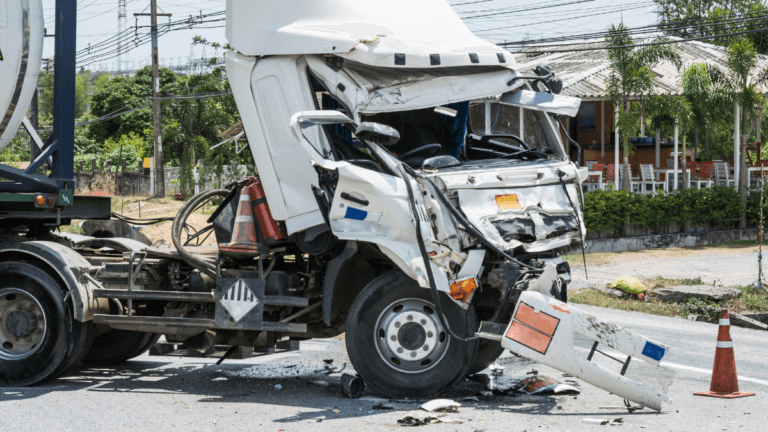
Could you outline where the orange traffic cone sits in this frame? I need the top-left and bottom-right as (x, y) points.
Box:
(218, 184), (266, 258)
(694, 310), (755, 399)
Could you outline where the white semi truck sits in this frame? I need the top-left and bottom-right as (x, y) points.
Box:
(0, 0), (673, 410)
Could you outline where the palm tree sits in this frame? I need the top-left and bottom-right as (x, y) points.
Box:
(605, 24), (682, 191)
(709, 37), (768, 228)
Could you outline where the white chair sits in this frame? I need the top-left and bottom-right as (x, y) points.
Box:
(619, 164), (641, 193)
(714, 162), (735, 187)
(639, 164), (666, 193)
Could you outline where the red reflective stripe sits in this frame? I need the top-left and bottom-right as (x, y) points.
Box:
(506, 321), (552, 354)
(515, 303), (559, 336)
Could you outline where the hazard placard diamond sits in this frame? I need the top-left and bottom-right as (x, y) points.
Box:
(220, 279), (260, 322)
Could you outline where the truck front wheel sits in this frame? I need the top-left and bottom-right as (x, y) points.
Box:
(346, 271), (479, 399)
(0, 261), (93, 386)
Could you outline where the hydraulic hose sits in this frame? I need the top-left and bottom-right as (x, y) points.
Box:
(171, 189), (231, 279)
(399, 164), (477, 343)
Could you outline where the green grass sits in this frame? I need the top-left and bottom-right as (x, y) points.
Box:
(571, 278), (768, 320)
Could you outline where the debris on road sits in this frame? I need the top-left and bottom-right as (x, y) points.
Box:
(514, 375), (558, 393)
(309, 380), (329, 387)
(420, 399), (461, 413)
(273, 384), (282, 390)
(490, 363), (504, 376)
(372, 402), (394, 410)
(323, 359), (334, 365)
(325, 362), (347, 374)
(530, 383), (580, 395)
(582, 418), (624, 426)
(397, 415), (464, 426)
(340, 374), (364, 398)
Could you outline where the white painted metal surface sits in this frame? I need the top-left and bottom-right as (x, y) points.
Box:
(500, 90), (582, 118)
(501, 291), (673, 411)
(0, 0), (44, 150)
(226, 0), (512, 69)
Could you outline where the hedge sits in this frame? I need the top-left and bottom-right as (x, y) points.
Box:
(582, 186), (768, 238)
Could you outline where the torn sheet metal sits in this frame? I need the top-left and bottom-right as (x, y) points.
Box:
(456, 183), (584, 253)
(499, 89), (582, 117)
(499, 291), (672, 411)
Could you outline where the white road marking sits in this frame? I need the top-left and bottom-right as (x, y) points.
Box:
(659, 361), (768, 386)
(576, 346), (768, 387)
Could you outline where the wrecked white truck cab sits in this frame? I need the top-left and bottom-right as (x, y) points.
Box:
(223, 0), (672, 408)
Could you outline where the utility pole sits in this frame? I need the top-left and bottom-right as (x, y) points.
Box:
(135, 3), (171, 197)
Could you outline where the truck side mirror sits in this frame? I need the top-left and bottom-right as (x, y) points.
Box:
(355, 122), (400, 146)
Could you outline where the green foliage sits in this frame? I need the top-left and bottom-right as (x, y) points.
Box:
(583, 186), (743, 236)
(178, 142), (197, 196)
(74, 132), (146, 172)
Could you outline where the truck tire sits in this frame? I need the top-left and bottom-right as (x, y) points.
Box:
(346, 271), (479, 399)
(467, 339), (506, 375)
(83, 330), (158, 365)
(0, 261), (92, 386)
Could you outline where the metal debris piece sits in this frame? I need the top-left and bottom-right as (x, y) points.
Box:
(459, 396), (479, 402)
(325, 362), (347, 374)
(582, 418), (624, 426)
(274, 384), (282, 390)
(323, 359), (334, 364)
(420, 399), (461, 413)
(372, 402), (394, 410)
(309, 380), (330, 387)
(340, 374), (364, 398)
(490, 363), (505, 376)
(526, 369), (539, 375)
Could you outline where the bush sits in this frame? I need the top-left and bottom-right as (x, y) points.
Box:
(584, 186), (745, 236)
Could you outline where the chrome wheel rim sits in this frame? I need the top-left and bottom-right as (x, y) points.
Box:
(0, 288), (47, 360)
(374, 298), (449, 374)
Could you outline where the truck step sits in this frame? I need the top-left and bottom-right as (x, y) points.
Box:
(92, 289), (310, 307)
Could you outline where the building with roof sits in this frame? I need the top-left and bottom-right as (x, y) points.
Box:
(511, 36), (768, 189)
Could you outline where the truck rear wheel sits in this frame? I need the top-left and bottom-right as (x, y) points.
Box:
(83, 330), (158, 366)
(346, 271), (479, 399)
(0, 261), (91, 386)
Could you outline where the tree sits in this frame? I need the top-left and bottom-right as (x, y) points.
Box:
(680, 63), (732, 159)
(605, 23), (682, 190)
(719, 36), (768, 228)
(654, 0), (768, 54)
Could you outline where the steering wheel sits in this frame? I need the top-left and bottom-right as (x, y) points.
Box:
(480, 134), (530, 150)
(398, 143), (442, 160)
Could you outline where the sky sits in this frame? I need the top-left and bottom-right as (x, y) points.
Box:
(41, 0), (660, 72)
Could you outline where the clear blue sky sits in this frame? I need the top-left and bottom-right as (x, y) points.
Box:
(42, 0), (659, 71)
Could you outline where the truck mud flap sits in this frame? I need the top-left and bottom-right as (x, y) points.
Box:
(490, 291), (672, 411)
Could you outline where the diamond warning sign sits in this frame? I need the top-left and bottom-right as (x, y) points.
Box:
(220, 279), (260, 322)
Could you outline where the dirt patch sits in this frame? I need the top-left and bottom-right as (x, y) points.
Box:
(565, 240), (765, 269)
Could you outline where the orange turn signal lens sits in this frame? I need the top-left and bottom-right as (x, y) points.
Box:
(46, 197), (56, 207)
(449, 277), (478, 303)
(35, 195), (46, 206)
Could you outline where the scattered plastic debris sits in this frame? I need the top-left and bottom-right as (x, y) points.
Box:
(582, 418), (624, 426)
(530, 383), (580, 395)
(397, 415), (463, 426)
(398, 416), (440, 427)
(490, 363), (505, 376)
(274, 384), (282, 390)
(325, 362), (347, 374)
(332, 408), (341, 414)
(372, 402), (394, 410)
(514, 375), (559, 393)
(420, 399), (461, 413)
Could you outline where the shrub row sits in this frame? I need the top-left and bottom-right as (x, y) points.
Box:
(582, 186), (768, 237)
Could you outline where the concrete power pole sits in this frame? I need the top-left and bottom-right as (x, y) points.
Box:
(135, 2), (171, 197)
(118, 0), (127, 75)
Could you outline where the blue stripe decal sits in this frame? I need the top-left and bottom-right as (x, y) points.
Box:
(345, 207), (368, 221)
(642, 341), (666, 361)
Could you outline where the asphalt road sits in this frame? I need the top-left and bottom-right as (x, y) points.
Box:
(1, 306), (766, 432)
